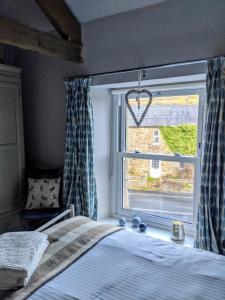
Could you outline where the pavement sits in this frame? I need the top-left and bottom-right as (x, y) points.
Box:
(128, 191), (193, 223)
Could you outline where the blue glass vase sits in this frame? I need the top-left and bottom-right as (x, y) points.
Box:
(132, 216), (141, 227)
(118, 217), (126, 226)
(139, 222), (147, 232)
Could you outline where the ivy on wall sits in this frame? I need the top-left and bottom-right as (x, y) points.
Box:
(160, 124), (197, 155)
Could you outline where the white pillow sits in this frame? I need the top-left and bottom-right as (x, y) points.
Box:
(26, 177), (61, 210)
(0, 231), (49, 290)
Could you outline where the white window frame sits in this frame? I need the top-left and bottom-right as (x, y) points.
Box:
(111, 82), (206, 234)
(152, 129), (160, 145)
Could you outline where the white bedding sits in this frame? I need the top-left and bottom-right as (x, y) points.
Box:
(0, 231), (49, 290)
(29, 230), (225, 300)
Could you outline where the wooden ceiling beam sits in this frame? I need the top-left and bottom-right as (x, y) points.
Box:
(35, 0), (82, 45)
(0, 16), (83, 62)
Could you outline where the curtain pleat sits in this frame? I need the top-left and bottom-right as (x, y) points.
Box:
(63, 78), (97, 220)
(195, 57), (225, 254)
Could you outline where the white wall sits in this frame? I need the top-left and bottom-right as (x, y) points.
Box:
(91, 87), (111, 219)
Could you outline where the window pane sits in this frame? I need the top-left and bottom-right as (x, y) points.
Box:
(151, 160), (160, 169)
(125, 94), (199, 155)
(123, 158), (194, 223)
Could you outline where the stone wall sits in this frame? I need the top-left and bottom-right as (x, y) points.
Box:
(127, 127), (171, 154)
(125, 127), (194, 194)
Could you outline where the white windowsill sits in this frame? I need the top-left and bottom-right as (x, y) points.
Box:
(100, 217), (194, 248)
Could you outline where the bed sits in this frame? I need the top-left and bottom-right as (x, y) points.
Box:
(2, 207), (225, 300)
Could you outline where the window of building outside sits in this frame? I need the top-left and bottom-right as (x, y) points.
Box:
(153, 129), (160, 145)
(151, 160), (160, 169)
(113, 81), (205, 231)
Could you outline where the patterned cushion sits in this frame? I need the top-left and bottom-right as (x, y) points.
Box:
(26, 178), (61, 210)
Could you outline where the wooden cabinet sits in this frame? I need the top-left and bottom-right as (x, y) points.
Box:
(0, 64), (25, 232)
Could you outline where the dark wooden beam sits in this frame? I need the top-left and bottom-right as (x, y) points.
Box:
(0, 16), (83, 62)
(35, 0), (81, 45)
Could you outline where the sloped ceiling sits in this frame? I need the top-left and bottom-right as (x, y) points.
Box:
(0, 0), (168, 30)
(65, 0), (168, 23)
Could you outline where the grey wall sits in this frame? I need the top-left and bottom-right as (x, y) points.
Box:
(1, 0), (224, 168)
(11, 51), (75, 169)
(83, 0), (225, 74)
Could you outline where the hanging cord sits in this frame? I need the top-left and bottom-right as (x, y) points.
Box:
(125, 69), (152, 127)
(137, 70), (146, 109)
(137, 70), (142, 109)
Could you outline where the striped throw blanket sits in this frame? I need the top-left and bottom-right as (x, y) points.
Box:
(1, 216), (122, 300)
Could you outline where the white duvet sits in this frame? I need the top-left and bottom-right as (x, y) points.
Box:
(30, 230), (225, 300)
(0, 231), (49, 290)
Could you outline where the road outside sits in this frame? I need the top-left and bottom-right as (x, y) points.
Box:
(128, 191), (193, 223)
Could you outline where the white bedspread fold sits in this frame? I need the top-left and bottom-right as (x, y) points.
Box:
(30, 230), (225, 300)
(0, 231), (49, 290)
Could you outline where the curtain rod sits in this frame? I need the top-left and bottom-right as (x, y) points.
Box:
(64, 56), (214, 81)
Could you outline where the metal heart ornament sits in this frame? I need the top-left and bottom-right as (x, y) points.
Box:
(125, 89), (152, 127)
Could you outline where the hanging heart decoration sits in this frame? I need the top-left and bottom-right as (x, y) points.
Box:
(125, 89), (152, 127)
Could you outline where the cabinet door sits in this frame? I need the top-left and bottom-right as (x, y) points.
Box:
(0, 81), (24, 213)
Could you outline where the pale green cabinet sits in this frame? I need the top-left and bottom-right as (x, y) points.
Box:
(0, 64), (25, 232)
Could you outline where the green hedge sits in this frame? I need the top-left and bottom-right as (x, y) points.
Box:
(160, 124), (197, 155)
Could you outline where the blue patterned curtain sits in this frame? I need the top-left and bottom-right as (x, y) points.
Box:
(195, 57), (225, 254)
(63, 78), (97, 220)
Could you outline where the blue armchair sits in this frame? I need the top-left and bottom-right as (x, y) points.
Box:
(21, 169), (64, 230)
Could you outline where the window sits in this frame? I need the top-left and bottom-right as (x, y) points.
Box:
(113, 83), (205, 231)
(180, 162), (185, 169)
(151, 160), (160, 169)
(153, 129), (160, 145)
(150, 160), (161, 179)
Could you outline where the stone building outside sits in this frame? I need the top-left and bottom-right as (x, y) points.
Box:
(124, 95), (198, 197)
